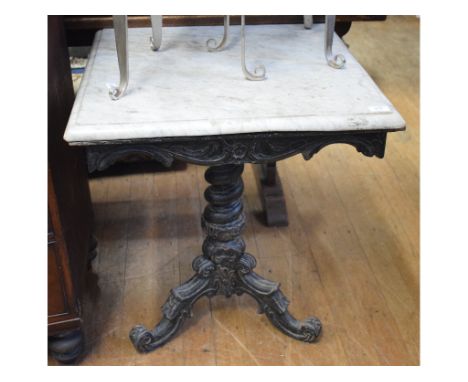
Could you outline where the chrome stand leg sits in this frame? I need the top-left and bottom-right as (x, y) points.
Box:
(240, 15), (266, 81)
(207, 15), (230, 51)
(108, 15), (129, 100)
(150, 15), (162, 51)
(325, 15), (346, 69)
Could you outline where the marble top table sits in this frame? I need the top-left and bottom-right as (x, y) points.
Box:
(64, 23), (405, 354)
(64, 24), (404, 144)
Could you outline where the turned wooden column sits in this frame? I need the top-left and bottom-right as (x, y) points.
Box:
(201, 164), (247, 294)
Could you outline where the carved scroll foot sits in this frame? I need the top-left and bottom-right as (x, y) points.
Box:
(129, 318), (182, 354)
(239, 269), (321, 342)
(129, 256), (218, 353)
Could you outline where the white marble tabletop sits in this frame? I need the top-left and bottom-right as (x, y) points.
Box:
(64, 24), (405, 144)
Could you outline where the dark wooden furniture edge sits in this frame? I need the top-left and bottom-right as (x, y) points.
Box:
(63, 15), (386, 46)
(48, 16), (95, 364)
(65, 15), (386, 29)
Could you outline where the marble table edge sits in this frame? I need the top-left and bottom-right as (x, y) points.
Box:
(70, 127), (404, 146)
(63, 24), (406, 146)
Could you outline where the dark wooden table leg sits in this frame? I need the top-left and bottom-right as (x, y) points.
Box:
(129, 164), (320, 353)
(87, 233), (98, 268)
(254, 162), (289, 227)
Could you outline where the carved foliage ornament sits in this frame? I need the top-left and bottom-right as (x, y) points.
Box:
(86, 131), (387, 172)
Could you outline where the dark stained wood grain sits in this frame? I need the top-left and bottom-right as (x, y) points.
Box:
(48, 15), (95, 363)
(63, 15), (386, 46)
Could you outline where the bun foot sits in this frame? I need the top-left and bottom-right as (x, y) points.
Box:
(48, 329), (84, 364)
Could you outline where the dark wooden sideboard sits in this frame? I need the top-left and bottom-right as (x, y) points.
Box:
(48, 16), (95, 364)
(63, 15), (385, 46)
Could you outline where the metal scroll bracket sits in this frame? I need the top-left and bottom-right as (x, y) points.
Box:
(325, 15), (346, 69)
(108, 15), (129, 100)
(304, 15), (313, 29)
(150, 15), (162, 51)
(241, 15), (266, 81)
(206, 15), (230, 51)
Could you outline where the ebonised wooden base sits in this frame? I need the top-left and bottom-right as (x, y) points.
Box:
(86, 130), (388, 354)
(129, 164), (321, 352)
(254, 163), (289, 227)
(87, 234), (98, 266)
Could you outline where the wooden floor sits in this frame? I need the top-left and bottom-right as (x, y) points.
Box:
(50, 16), (419, 365)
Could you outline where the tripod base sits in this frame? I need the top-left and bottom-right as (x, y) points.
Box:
(130, 254), (321, 353)
(129, 164), (321, 353)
